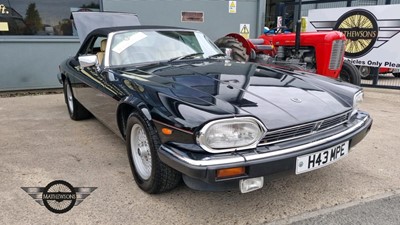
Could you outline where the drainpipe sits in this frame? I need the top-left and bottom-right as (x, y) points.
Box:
(294, 0), (302, 57)
(256, 0), (267, 37)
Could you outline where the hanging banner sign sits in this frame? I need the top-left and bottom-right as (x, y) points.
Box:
(307, 5), (400, 68)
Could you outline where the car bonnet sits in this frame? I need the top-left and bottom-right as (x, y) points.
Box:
(72, 11), (140, 43)
(118, 61), (353, 130)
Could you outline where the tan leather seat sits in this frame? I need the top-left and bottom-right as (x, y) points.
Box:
(96, 39), (107, 65)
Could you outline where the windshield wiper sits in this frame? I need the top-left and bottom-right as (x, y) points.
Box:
(207, 53), (227, 59)
(168, 52), (204, 62)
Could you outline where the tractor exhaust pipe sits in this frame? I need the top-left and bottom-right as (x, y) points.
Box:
(294, 0), (302, 57)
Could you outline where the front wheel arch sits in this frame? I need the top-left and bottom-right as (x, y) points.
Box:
(117, 101), (152, 139)
(63, 78), (91, 120)
(61, 74), (67, 103)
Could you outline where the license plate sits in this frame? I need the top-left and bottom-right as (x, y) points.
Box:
(295, 141), (349, 174)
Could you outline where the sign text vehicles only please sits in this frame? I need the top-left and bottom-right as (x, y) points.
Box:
(345, 59), (400, 68)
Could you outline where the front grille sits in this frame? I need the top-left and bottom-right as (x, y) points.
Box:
(261, 123), (315, 144)
(259, 111), (350, 146)
(329, 40), (345, 70)
(319, 113), (348, 130)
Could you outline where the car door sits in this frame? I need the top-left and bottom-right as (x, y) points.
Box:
(71, 35), (125, 138)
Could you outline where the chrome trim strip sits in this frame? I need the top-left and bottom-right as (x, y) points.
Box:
(160, 116), (369, 167)
(160, 145), (245, 166)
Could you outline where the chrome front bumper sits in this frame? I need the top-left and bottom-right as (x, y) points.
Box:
(157, 111), (372, 192)
(159, 113), (371, 167)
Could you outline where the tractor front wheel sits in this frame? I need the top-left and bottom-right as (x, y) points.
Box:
(340, 61), (361, 86)
(214, 36), (249, 62)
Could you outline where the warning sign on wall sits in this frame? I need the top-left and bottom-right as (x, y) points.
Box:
(240, 24), (250, 39)
(229, 1), (237, 14)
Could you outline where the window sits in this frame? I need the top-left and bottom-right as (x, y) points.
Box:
(0, 0), (100, 36)
(83, 36), (107, 55)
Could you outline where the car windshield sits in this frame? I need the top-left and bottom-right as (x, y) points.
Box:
(109, 30), (223, 66)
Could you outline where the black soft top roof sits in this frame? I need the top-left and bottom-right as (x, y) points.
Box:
(87, 25), (196, 38)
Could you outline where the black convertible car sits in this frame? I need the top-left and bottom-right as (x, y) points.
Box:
(58, 12), (372, 194)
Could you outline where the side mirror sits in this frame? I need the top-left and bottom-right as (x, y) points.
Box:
(78, 55), (98, 68)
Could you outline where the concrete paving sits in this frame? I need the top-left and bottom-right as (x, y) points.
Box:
(0, 88), (399, 225)
(282, 191), (400, 225)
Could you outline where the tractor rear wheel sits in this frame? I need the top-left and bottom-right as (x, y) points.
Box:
(214, 36), (249, 62)
(340, 61), (361, 86)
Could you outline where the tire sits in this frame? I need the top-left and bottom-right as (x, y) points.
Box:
(214, 36), (249, 62)
(126, 112), (181, 194)
(339, 61), (361, 86)
(393, 73), (400, 78)
(63, 79), (91, 120)
(358, 66), (372, 80)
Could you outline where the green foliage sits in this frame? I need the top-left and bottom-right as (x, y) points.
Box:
(25, 3), (42, 33)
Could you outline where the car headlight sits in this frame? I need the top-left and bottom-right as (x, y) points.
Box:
(197, 117), (266, 153)
(352, 90), (364, 116)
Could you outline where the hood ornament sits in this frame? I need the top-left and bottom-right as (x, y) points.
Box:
(290, 97), (302, 103)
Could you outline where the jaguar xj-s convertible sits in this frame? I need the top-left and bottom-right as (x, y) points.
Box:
(58, 12), (372, 194)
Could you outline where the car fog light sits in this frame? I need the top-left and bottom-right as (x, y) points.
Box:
(239, 177), (264, 193)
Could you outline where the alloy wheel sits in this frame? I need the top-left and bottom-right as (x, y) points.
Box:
(130, 124), (152, 180)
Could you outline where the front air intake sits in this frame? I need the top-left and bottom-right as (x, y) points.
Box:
(329, 40), (346, 70)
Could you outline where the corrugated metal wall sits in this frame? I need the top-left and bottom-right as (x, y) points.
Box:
(102, 0), (266, 40)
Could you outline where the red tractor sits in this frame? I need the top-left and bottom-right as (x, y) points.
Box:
(215, 31), (361, 86)
(214, 0), (360, 86)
